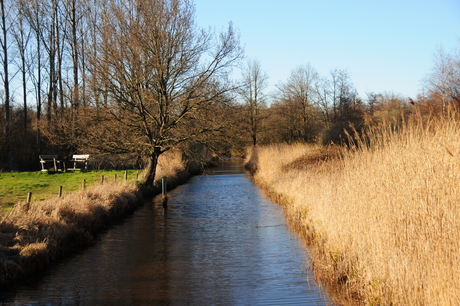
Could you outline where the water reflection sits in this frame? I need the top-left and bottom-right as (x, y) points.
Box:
(2, 159), (334, 305)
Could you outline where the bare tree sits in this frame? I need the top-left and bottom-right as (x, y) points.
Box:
(324, 69), (365, 145)
(0, 0), (11, 167)
(22, 0), (45, 151)
(12, 0), (32, 132)
(87, 0), (242, 186)
(424, 45), (460, 114)
(238, 59), (268, 146)
(276, 64), (320, 142)
(0, 0), (10, 133)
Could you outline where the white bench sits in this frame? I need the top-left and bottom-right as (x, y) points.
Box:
(68, 154), (90, 171)
(39, 155), (62, 171)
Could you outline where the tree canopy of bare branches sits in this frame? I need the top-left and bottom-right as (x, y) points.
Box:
(237, 59), (268, 145)
(87, 0), (243, 185)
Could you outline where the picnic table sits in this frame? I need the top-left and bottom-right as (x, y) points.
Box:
(39, 155), (62, 171)
(67, 154), (90, 171)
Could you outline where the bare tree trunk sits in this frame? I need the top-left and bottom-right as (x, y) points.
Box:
(1, 0), (10, 166)
(13, 5), (30, 133)
(238, 59), (268, 146)
(36, 26), (42, 152)
(144, 148), (161, 186)
(70, 0), (79, 110)
(1, 0), (10, 125)
(56, 4), (65, 112)
(47, 0), (57, 122)
(21, 42), (27, 133)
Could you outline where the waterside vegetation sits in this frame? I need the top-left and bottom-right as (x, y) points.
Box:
(245, 114), (460, 305)
(0, 169), (140, 210)
(0, 150), (191, 289)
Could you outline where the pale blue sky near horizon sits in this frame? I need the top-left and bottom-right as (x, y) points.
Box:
(194, 0), (460, 100)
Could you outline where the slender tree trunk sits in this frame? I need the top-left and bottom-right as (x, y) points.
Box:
(1, 0), (10, 166)
(22, 49), (27, 132)
(57, 13), (64, 111)
(1, 0), (9, 124)
(16, 14), (29, 133)
(71, 0), (79, 110)
(47, 0), (57, 122)
(36, 26), (42, 152)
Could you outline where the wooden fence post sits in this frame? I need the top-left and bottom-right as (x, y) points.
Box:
(59, 186), (63, 197)
(161, 178), (168, 208)
(162, 178), (167, 196)
(27, 192), (32, 203)
(82, 179), (86, 189)
(124, 171), (128, 182)
(101, 175), (104, 184)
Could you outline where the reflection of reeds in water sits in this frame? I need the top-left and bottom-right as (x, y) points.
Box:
(247, 114), (460, 305)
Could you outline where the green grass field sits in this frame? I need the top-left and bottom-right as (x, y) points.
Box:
(0, 170), (141, 210)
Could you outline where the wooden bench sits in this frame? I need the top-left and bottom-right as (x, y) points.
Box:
(39, 155), (62, 171)
(68, 154), (90, 171)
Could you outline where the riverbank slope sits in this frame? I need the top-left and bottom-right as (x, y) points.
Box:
(0, 149), (201, 289)
(245, 116), (460, 305)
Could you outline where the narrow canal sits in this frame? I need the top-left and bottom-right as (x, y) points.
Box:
(2, 160), (334, 305)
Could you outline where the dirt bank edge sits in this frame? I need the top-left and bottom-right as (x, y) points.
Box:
(0, 164), (205, 291)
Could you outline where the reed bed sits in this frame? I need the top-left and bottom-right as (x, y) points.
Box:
(246, 115), (460, 305)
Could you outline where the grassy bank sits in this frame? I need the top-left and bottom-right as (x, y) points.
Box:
(246, 116), (460, 305)
(0, 149), (192, 289)
(0, 170), (141, 210)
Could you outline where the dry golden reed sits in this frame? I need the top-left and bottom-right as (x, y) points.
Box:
(248, 115), (460, 305)
(155, 148), (187, 179)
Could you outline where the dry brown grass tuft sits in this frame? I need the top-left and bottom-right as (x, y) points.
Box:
(248, 115), (460, 305)
(0, 149), (190, 289)
(155, 148), (186, 179)
(0, 182), (142, 288)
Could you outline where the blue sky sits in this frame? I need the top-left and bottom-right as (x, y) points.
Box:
(194, 0), (460, 100)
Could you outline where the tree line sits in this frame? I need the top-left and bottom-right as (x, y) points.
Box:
(0, 0), (459, 184)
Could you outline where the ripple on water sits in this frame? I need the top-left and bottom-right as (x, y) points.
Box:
(2, 160), (335, 305)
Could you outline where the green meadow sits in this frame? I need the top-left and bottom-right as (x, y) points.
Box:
(0, 170), (140, 210)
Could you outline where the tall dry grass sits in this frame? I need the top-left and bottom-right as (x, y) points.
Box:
(0, 149), (188, 288)
(155, 148), (187, 180)
(247, 115), (460, 305)
(0, 182), (142, 287)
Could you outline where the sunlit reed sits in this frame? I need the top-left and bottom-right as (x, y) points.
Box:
(248, 114), (460, 305)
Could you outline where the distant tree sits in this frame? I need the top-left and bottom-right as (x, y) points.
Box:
(424, 45), (460, 114)
(86, 0), (242, 186)
(323, 69), (365, 145)
(20, 0), (46, 152)
(266, 100), (297, 143)
(315, 75), (332, 126)
(275, 64), (321, 142)
(0, 0), (11, 167)
(12, 0), (32, 133)
(368, 92), (412, 126)
(237, 59), (268, 146)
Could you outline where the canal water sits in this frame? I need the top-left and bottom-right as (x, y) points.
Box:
(1, 159), (334, 305)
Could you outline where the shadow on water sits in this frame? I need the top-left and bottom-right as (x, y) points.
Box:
(1, 159), (336, 305)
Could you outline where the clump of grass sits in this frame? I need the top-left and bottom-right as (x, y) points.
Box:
(247, 114), (460, 305)
(155, 148), (188, 182)
(0, 181), (142, 288)
(0, 149), (190, 289)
